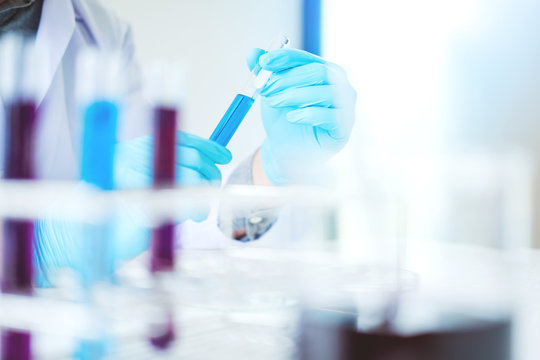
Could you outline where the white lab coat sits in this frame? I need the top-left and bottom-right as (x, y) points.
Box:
(0, 0), (257, 249)
(0, 0), (148, 179)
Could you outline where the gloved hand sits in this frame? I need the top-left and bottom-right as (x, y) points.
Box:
(34, 216), (153, 287)
(34, 131), (232, 287)
(247, 48), (356, 185)
(115, 131), (232, 188)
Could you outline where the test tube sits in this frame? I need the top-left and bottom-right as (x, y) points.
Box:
(74, 49), (124, 360)
(0, 35), (41, 360)
(147, 62), (184, 351)
(150, 105), (177, 273)
(147, 62), (184, 274)
(77, 49), (123, 284)
(209, 35), (289, 146)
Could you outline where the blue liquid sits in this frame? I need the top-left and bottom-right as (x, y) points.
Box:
(210, 94), (254, 146)
(81, 100), (118, 190)
(79, 100), (119, 284)
(77, 100), (119, 360)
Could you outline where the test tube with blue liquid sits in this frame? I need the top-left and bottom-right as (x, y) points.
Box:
(209, 35), (289, 146)
(75, 49), (124, 360)
(0, 35), (42, 360)
(77, 48), (124, 286)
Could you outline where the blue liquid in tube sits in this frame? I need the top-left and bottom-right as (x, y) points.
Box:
(81, 100), (118, 190)
(209, 35), (289, 146)
(79, 100), (118, 286)
(209, 94), (255, 146)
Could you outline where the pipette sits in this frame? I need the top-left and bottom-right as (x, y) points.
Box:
(209, 35), (289, 146)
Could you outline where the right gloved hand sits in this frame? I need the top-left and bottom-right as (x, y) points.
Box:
(246, 48), (356, 185)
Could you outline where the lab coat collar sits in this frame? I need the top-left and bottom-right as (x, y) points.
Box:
(71, 0), (121, 50)
(34, 0), (75, 105)
(71, 0), (106, 49)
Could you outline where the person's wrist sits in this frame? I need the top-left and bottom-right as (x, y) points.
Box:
(251, 148), (273, 186)
(260, 141), (289, 186)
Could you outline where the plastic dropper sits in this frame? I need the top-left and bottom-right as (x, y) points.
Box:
(209, 35), (289, 146)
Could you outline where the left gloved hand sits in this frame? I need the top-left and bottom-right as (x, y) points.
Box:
(115, 131), (232, 189)
(34, 132), (232, 287)
(247, 48), (356, 185)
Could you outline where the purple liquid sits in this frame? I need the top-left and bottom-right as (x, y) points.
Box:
(1, 331), (31, 360)
(1, 221), (34, 295)
(298, 304), (511, 360)
(149, 314), (176, 350)
(152, 107), (177, 188)
(149, 106), (178, 350)
(150, 224), (175, 273)
(150, 106), (177, 273)
(4, 101), (37, 180)
(2, 101), (38, 360)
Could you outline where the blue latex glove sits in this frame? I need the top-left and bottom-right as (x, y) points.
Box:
(34, 131), (231, 287)
(34, 216), (151, 287)
(115, 131), (232, 188)
(247, 48), (356, 185)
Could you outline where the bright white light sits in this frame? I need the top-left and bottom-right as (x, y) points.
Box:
(324, 0), (482, 159)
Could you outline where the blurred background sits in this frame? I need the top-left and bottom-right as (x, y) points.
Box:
(107, 0), (540, 248)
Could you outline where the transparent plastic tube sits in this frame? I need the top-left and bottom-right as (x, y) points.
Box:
(75, 49), (124, 360)
(147, 61), (185, 352)
(151, 106), (177, 273)
(209, 35), (289, 146)
(147, 61), (184, 274)
(77, 49), (123, 284)
(0, 35), (40, 360)
(78, 49), (123, 192)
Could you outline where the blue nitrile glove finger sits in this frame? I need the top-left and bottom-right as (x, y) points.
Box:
(264, 85), (336, 108)
(260, 62), (330, 96)
(115, 131), (232, 189)
(115, 131), (228, 224)
(247, 48), (266, 74)
(246, 47), (356, 185)
(179, 146), (223, 182)
(177, 132), (233, 165)
(251, 48), (325, 72)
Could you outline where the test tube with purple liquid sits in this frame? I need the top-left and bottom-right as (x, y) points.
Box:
(0, 36), (40, 360)
(151, 106), (177, 273)
(146, 62), (185, 351)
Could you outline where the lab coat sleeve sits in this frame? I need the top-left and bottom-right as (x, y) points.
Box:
(219, 152), (279, 242)
(175, 157), (277, 249)
(117, 26), (152, 141)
